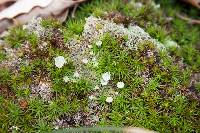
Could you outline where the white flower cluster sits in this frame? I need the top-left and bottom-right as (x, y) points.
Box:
(83, 16), (164, 50)
(97, 72), (125, 103)
(10, 126), (19, 131)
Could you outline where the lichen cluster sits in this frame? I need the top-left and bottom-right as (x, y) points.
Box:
(83, 16), (164, 50)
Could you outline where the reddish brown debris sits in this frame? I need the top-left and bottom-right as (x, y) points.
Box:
(103, 12), (133, 26)
(19, 99), (28, 109)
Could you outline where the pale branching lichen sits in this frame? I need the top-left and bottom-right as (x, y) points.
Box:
(83, 16), (164, 50)
(23, 17), (46, 37)
(30, 81), (52, 101)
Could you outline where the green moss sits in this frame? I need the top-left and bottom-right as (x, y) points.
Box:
(147, 25), (167, 43)
(0, 68), (11, 85)
(0, 0), (200, 132)
(195, 83), (200, 92)
(5, 27), (39, 48)
(65, 19), (85, 35)
(91, 33), (199, 132)
(41, 18), (62, 29)
(0, 51), (6, 62)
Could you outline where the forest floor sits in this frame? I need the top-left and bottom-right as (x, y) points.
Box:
(0, 0), (200, 132)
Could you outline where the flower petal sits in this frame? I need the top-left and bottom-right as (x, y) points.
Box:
(117, 82), (125, 88)
(54, 56), (66, 68)
(102, 72), (111, 81)
(106, 97), (113, 103)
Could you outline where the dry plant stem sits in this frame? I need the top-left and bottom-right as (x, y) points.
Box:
(72, 4), (79, 18)
(57, 9), (69, 22)
(176, 13), (200, 24)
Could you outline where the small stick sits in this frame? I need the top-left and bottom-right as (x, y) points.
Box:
(176, 13), (200, 24)
(71, 4), (78, 18)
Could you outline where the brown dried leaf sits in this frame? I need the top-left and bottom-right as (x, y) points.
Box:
(0, 0), (17, 12)
(0, 0), (86, 33)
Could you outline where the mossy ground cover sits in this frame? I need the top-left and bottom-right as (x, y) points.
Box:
(0, 0), (200, 132)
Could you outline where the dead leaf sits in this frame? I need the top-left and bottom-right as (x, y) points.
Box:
(0, 0), (16, 12)
(0, 0), (17, 5)
(0, 0), (86, 33)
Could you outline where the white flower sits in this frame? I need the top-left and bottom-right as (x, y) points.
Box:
(106, 97), (113, 103)
(54, 126), (59, 130)
(73, 71), (80, 78)
(63, 76), (70, 82)
(54, 56), (66, 68)
(10, 126), (19, 130)
(94, 85), (100, 90)
(151, 2), (160, 9)
(101, 79), (108, 86)
(88, 45), (93, 48)
(92, 116), (99, 121)
(117, 82), (125, 88)
(96, 40), (102, 47)
(38, 42), (48, 50)
(155, 4), (160, 9)
(164, 40), (179, 48)
(89, 51), (94, 55)
(134, 2), (143, 9)
(22, 25), (26, 30)
(42, 42), (48, 47)
(100, 72), (111, 86)
(82, 58), (89, 64)
(153, 4), (160, 9)
(92, 57), (98, 67)
(92, 57), (97, 61)
(115, 92), (119, 95)
(102, 72), (111, 81)
(89, 95), (96, 100)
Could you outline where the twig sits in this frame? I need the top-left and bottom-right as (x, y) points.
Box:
(176, 13), (200, 24)
(181, 0), (200, 9)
